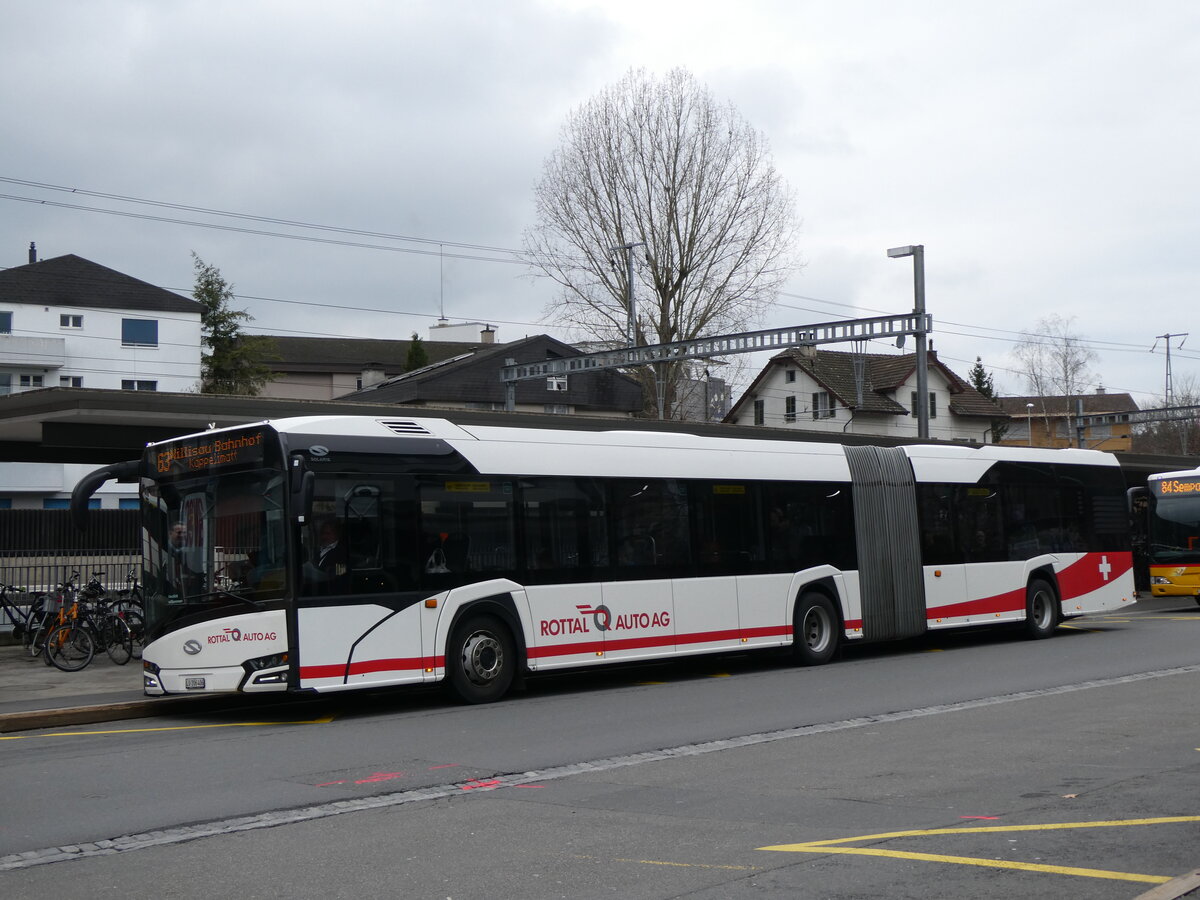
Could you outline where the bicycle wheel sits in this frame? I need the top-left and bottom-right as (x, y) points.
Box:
(105, 616), (133, 665)
(45, 623), (95, 672)
(29, 618), (51, 658)
(22, 595), (48, 652)
(123, 609), (146, 660)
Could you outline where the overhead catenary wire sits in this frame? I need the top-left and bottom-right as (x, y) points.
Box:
(2, 176), (1189, 400)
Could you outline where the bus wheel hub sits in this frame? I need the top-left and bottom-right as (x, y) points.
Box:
(461, 631), (503, 684)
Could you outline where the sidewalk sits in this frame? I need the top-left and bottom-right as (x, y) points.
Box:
(0, 641), (235, 733)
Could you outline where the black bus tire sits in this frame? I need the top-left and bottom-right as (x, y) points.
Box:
(1023, 577), (1059, 639)
(446, 613), (515, 704)
(793, 592), (839, 666)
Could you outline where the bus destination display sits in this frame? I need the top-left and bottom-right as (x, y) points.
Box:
(1152, 476), (1200, 497)
(152, 429), (267, 476)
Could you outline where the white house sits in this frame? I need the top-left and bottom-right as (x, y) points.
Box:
(0, 249), (203, 508)
(725, 348), (1009, 443)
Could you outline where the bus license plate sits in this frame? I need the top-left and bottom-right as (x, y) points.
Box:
(185, 677), (206, 690)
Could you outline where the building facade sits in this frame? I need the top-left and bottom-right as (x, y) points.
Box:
(997, 391), (1139, 451)
(258, 329), (497, 402)
(0, 249), (203, 508)
(725, 348), (1008, 442)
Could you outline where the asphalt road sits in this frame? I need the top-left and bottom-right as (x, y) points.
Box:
(2, 597), (1199, 899)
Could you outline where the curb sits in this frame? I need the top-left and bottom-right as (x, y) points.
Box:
(0, 694), (254, 734)
(1135, 869), (1200, 900)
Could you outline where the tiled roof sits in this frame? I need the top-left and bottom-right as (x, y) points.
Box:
(337, 334), (644, 413)
(764, 349), (1008, 419)
(0, 254), (202, 314)
(998, 393), (1140, 416)
(266, 336), (480, 373)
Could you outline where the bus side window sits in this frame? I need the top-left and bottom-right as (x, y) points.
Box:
(520, 477), (606, 576)
(610, 479), (691, 571)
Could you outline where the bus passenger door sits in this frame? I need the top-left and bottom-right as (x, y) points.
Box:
(297, 477), (427, 691)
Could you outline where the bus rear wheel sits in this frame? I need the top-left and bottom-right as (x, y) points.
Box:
(793, 592), (839, 666)
(446, 613), (515, 704)
(1023, 578), (1059, 639)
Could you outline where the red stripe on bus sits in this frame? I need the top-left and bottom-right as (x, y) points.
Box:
(1056, 551), (1132, 599)
(301, 656), (444, 680)
(926, 552), (1133, 620)
(526, 625), (793, 659)
(927, 589), (1025, 620)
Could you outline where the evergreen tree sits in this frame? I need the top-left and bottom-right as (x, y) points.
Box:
(405, 332), (429, 371)
(192, 253), (277, 395)
(968, 356), (1009, 443)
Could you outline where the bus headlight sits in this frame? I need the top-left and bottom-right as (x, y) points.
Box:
(244, 652), (289, 672)
(1150, 576), (1172, 585)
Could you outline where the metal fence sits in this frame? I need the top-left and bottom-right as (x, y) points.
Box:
(0, 510), (139, 594)
(0, 554), (140, 594)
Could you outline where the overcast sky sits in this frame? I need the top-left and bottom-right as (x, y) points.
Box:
(3, 0), (1197, 406)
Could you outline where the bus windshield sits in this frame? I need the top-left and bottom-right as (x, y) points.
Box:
(142, 466), (289, 639)
(1147, 477), (1200, 564)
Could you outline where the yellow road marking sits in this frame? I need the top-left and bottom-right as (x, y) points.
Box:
(760, 817), (1200, 885)
(0, 715), (334, 740)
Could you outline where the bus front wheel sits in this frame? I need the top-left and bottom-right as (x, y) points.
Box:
(446, 613), (515, 704)
(793, 592), (839, 666)
(1023, 578), (1059, 639)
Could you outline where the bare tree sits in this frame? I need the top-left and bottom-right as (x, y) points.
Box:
(1012, 314), (1099, 446)
(524, 68), (798, 418)
(1133, 374), (1200, 455)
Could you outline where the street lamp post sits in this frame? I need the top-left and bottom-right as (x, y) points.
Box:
(1026, 402), (1035, 446)
(887, 245), (929, 440)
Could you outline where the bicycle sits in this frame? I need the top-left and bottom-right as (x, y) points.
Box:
(44, 592), (136, 671)
(0, 583), (30, 643)
(29, 573), (79, 662)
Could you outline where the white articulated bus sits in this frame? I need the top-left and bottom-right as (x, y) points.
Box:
(72, 415), (1136, 703)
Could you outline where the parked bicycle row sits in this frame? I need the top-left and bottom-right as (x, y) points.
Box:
(0, 569), (145, 672)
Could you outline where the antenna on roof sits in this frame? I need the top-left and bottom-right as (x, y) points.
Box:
(438, 244), (447, 324)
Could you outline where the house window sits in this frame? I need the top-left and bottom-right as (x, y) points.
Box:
(753, 399), (765, 426)
(910, 391), (937, 419)
(121, 379), (157, 391)
(59, 314), (83, 329)
(121, 318), (158, 347)
(0, 374), (10, 395)
(546, 375), (568, 392)
(118, 498), (140, 510)
(812, 391), (835, 419)
(543, 404), (570, 415)
(0, 311), (12, 333)
(784, 395), (797, 423)
(19, 374), (43, 389)
(785, 369), (796, 384)
(0, 499), (11, 510)
(59, 376), (83, 388)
